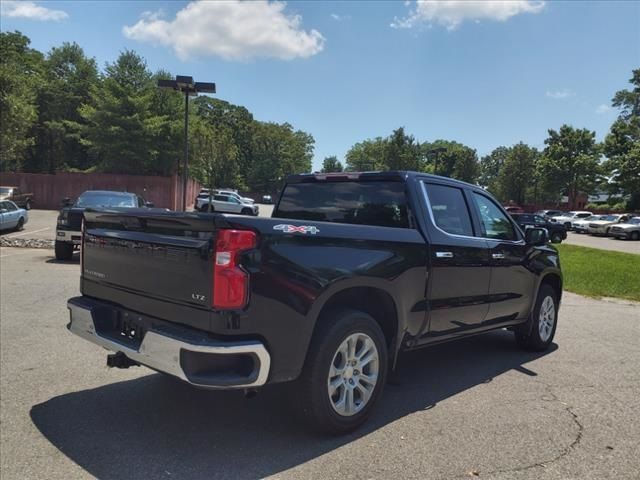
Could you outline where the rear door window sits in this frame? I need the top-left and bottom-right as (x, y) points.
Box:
(274, 181), (409, 228)
(423, 183), (474, 236)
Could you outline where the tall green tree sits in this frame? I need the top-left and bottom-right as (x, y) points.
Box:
(423, 140), (479, 183)
(603, 68), (640, 208)
(247, 122), (314, 193)
(321, 155), (344, 172)
(385, 127), (423, 171)
(345, 137), (387, 171)
(28, 42), (98, 173)
(537, 125), (601, 208)
(479, 146), (510, 195)
(190, 120), (241, 195)
(497, 142), (539, 205)
(0, 31), (43, 171)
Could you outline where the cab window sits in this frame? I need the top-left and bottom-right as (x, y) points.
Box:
(423, 183), (474, 237)
(472, 193), (517, 241)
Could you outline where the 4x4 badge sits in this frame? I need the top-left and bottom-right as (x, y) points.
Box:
(273, 224), (320, 235)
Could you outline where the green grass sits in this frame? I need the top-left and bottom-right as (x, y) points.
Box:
(555, 244), (640, 302)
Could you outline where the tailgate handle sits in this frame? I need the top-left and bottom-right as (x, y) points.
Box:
(492, 253), (505, 259)
(435, 251), (453, 258)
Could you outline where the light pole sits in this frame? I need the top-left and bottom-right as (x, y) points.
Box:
(157, 75), (216, 211)
(428, 147), (446, 176)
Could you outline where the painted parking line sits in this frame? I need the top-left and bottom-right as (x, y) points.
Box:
(5, 227), (50, 238)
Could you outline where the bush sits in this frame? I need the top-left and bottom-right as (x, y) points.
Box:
(611, 202), (626, 212)
(585, 203), (601, 211)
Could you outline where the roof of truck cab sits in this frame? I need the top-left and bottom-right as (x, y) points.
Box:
(286, 171), (483, 190)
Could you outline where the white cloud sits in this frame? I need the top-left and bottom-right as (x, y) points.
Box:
(123, 0), (325, 61)
(331, 13), (351, 22)
(596, 104), (612, 114)
(0, 0), (68, 21)
(546, 89), (574, 100)
(392, 0), (545, 30)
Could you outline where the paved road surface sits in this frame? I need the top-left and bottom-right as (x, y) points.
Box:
(1, 248), (639, 479)
(564, 231), (639, 255)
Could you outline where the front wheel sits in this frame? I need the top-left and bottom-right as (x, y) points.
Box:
(241, 208), (253, 216)
(296, 309), (388, 434)
(54, 241), (74, 261)
(550, 232), (563, 244)
(631, 231), (639, 241)
(515, 284), (558, 351)
(16, 217), (25, 231)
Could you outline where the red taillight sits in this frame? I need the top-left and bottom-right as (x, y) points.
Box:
(213, 229), (257, 309)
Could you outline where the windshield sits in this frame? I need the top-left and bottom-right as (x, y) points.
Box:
(626, 218), (640, 225)
(0, 187), (12, 194)
(601, 215), (617, 221)
(75, 193), (136, 208)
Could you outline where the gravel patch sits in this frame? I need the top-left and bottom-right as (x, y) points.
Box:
(0, 237), (54, 249)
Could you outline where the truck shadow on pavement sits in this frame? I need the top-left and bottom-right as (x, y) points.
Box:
(31, 330), (556, 480)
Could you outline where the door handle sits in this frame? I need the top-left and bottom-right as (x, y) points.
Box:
(435, 251), (454, 258)
(492, 253), (505, 259)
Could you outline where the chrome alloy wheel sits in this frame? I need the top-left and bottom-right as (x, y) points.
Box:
(327, 333), (380, 417)
(538, 296), (556, 342)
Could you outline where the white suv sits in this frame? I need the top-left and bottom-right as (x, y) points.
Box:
(551, 211), (592, 230)
(196, 193), (259, 216)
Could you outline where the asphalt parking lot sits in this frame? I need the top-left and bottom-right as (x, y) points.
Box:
(1, 247), (639, 479)
(564, 231), (639, 255)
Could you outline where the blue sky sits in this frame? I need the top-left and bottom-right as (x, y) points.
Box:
(2, 0), (639, 170)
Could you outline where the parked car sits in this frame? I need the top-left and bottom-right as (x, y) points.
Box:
(196, 193), (259, 215)
(510, 213), (567, 243)
(197, 189), (254, 205)
(504, 205), (524, 214)
(572, 215), (605, 233)
(55, 190), (155, 261)
(0, 186), (34, 210)
(609, 217), (640, 241)
(550, 211), (592, 230)
(535, 209), (565, 219)
(261, 194), (274, 204)
(67, 171), (562, 434)
(0, 200), (28, 231)
(586, 214), (632, 236)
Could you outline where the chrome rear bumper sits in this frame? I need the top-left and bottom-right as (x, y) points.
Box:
(67, 297), (270, 389)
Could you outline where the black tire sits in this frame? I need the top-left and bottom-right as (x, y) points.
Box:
(200, 205), (214, 213)
(515, 284), (558, 352)
(54, 241), (74, 261)
(564, 222), (571, 230)
(550, 232), (563, 244)
(15, 217), (24, 231)
(241, 208), (253, 216)
(296, 308), (388, 435)
(25, 200), (32, 210)
(631, 231), (639, 241)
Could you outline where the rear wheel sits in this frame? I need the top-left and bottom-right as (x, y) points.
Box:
(515, 284), (558, 351)
(631, 231), (639, 241)
(200, 204), (214, 213)
(550, 231), (563, 243)
(296, 308), (388, 434)
(54, 241), (74, 261)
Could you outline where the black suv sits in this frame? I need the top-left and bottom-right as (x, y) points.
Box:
(55, 190), (154, 260)
(511, 213), (567, 244)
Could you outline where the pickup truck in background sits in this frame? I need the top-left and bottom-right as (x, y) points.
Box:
(510, 213), (567, 243)
(0, 186), (34, 210)
(67, 171), (562, 433)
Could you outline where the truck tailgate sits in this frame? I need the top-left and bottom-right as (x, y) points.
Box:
(82, 210), (214, 309)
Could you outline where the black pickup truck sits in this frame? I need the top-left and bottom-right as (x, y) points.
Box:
(510, 213), (567, 244)
(67, 172), (562, 433)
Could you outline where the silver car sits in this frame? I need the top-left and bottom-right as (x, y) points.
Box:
(0, 200), (28, 231)
(609, 217), (640, 241)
